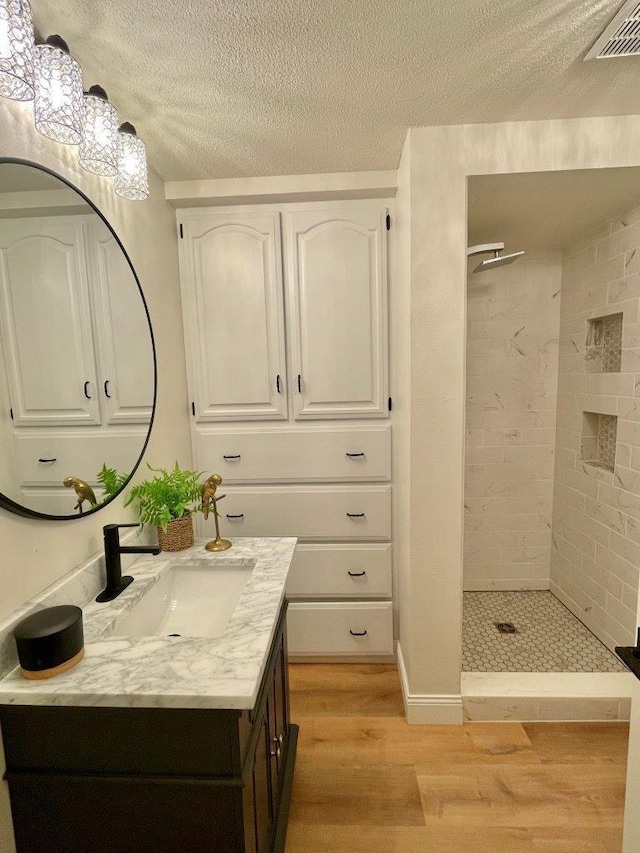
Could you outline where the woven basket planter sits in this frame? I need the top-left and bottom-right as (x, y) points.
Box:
(156, 516), (194, 552)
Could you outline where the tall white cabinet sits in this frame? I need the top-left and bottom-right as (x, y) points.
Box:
(178, 201), (393, 659)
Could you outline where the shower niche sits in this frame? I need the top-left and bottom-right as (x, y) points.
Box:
(581, 411), (618, 473)
(586, 313), (623, 373)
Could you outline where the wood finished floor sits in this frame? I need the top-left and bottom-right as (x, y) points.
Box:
(285, 664), (629, 853)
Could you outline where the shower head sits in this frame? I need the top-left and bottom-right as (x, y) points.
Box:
(466, 242), (525, 274)
(473, 250), (525, 273)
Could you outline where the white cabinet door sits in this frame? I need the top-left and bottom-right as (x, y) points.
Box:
(86, 220), (154, 424)
(179, 211), (287, 421)
(283, 206), (388, 419)
(0, 217), (100, 426)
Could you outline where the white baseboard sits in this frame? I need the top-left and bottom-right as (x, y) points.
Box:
(396, 642), (464, 724)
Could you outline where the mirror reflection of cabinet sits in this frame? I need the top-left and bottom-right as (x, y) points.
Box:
(0, 216), (153, 428)
(84, 219), (154, 425)
(0, 160), (156, 520)
(0, 216), (100, 426)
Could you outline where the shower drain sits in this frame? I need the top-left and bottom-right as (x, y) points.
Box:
(494, 621), (518, 634)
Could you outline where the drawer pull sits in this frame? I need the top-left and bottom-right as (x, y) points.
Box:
(347, 512), (365, 518)
(349, 629), (368, 637)
(297, 374), (302, 393)
(226, 513), (244, 519)
(103, 379), (111, 398)
(348, 570), (366, 577)
(38, 457), (57, 463)
(83, 380), (92, 399)
(276, 374), (281, 393)
(223, 454), (241, 460)
(346, 452), (365, 458)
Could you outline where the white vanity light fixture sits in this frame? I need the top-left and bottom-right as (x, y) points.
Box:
(0, 0), (34, 101)
(79, 85), (118, 176)
(114, 122), (149, 200)
(33, 34), (84, 145)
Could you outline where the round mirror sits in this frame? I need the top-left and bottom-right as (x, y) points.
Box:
(0, 159), (156, 519)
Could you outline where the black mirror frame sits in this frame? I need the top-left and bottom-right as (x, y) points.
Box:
(0, 157), (157, 521)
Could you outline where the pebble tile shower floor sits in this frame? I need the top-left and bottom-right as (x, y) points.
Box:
(463, 590), (626, 673)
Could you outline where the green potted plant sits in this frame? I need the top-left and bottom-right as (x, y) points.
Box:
(96, 464), (129, 505)
(125, 462), (203, 552)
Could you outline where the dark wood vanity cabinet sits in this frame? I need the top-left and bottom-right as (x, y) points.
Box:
(0, 601), (298, 853)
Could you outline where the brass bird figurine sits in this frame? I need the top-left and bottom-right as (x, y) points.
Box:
(63, 476), (97, 515)
(201, 474), (232, 552)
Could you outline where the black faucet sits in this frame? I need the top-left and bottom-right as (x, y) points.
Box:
(96, 523), (161, 603)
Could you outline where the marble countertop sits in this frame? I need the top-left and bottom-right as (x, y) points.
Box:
(0, 537), (296, 710)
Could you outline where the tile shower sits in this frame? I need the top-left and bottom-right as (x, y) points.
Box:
(464, 219), (640, 674)
(465, 251), (561, 592)
(551, 210), (640, 652)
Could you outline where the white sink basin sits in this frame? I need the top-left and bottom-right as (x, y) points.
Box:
(113, 558), (254, 639)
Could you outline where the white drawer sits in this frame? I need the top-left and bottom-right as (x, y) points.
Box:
(19, 488), (87, 516)
(14, 431), (146, 486)
(201, 485), (391, 541)
(195, 425), (391, 483)
(287, 601), (393, 656)
(286, 543), (392, 598)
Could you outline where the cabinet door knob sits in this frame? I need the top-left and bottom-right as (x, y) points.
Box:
(348, 570), (366, 577)
(346, 512), (365, 518)
(349, 629), (368, 637)
(345, 452), (365, 458)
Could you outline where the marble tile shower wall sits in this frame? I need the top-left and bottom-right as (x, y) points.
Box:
(551, 207), (640, 652)
(465, 252), (561, 590)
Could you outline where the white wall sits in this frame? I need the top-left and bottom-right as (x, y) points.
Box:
(551, 208), (640, 651)
(464, 252), (561, 591)
(397, 115), (640, 723)
(392, 138), (412, 670)
(0, 99), (192, 852)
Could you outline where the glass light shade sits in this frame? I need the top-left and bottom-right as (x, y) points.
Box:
(33, 37), (84, 145)
(0, 0), (34, 101)
(114, 126), (149, 200)
(79, 88), (118, 176)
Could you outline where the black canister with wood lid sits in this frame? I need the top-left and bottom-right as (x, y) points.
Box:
(13, 605), (84, 680)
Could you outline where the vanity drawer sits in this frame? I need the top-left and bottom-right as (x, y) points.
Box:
(201, 485), (391, 541)
(14, 431), (146, 486)
(195, 425), (391, 483)
(287, 601), (393, 656)
(286, 543), (392, 598)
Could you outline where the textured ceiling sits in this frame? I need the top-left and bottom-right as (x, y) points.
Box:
(468, 167), (640, 250)
(29, 0), (640, 181)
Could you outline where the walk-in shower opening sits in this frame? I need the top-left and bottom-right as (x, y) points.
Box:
(464, 168), (640, 694)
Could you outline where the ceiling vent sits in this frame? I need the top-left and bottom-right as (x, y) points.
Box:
(585, 0), (640, 59)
